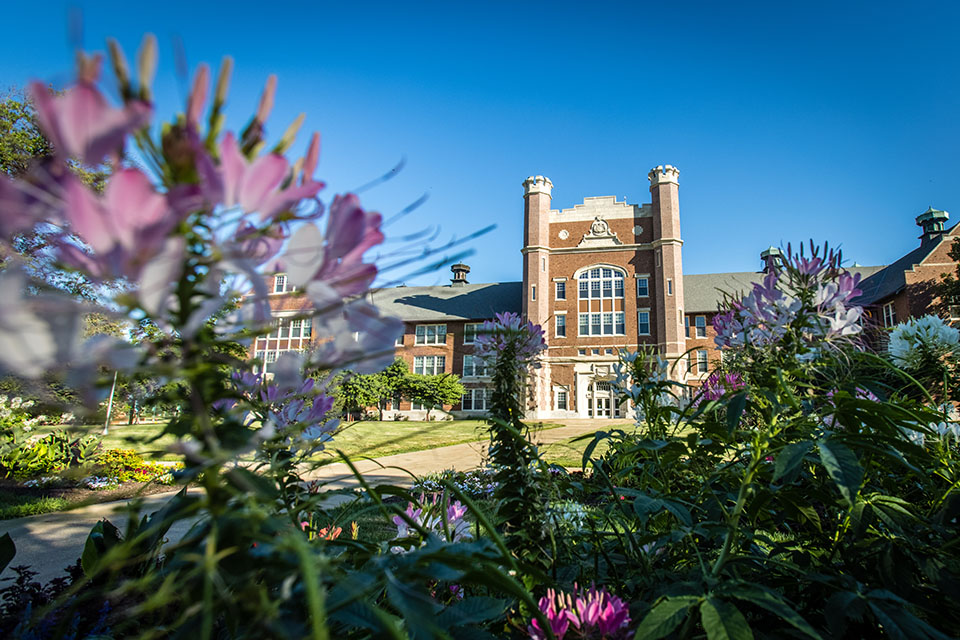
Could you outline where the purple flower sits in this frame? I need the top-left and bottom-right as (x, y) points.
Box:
(474, 312), (546, 363)
(281, 193), (384, 297)
(390, 492), (472, 552)
(696, 371), (745, 404)
(528, 584), (631, 640)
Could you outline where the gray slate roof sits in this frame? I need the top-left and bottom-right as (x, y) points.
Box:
(368, 281), (522, 322)
(683, 272), (767, 313)
(684, 265), (886, 313)
(854, 239), (947, 306)
(368, 266), (890, 322)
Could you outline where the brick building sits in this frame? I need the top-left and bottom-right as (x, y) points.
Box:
(255, 166), (957, 419)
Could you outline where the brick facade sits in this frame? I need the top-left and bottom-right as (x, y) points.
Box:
(253, 168), (958, 420)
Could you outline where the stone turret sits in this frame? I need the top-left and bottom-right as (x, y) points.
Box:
(649, 165), (684, 374)
(522, 175), (553, 327)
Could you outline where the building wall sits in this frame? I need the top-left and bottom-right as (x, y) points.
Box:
(253, 173), (960, 422)
(521, 166), (687, 419)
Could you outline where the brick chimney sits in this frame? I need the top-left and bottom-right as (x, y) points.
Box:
(450, 262), (470, 286)
(916, 207), (949, 244)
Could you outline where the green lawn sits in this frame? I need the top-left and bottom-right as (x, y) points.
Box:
(540, 433), (613, 469)
(326, 419), (566, 460)
(34, 419), (568, 462)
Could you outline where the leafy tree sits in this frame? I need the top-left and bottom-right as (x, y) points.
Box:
(334, 371), (387, 421)
(934, 237), (960, 321)
(403, 373), (465, 420)
(0, 90), (53, 177)
(376, 357), (409, 420)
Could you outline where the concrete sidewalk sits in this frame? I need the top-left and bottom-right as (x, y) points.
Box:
(0, 420), (624, 583)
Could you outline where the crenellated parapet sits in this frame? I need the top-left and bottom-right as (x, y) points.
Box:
(648, 164), (680, 187)
(523, 175), (554, 197)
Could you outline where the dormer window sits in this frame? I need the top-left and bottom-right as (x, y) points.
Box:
(274, 274), (287, 293)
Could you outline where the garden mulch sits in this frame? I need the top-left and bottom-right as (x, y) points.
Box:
(0, 419), (624, 584)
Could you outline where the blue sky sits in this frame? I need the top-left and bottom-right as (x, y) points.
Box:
(1, 1), (958, 284)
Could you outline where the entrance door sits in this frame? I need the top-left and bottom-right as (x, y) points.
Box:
(595, 398), (611, 418)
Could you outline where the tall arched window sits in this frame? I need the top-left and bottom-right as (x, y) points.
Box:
(577, 267), (625, 300)
(576, 266), (626, 336)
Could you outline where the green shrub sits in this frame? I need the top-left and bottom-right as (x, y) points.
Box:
(0, 427), (100, 480)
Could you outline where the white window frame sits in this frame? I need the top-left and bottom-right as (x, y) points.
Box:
(697, 350), (709, 373)
(695, 315), (707, 338)
(576, 266), (626, 300)
(555, 281), (566, 300)
(638, 309), (651, 336)
(555, 313), (566, 338)
(555, 387), (569, 411)
(636, 277), (649, 297)
(463, 323), (482, 344)
(415, 324), (447, 345)
(577, 311), (625, 337)
(273, 274), (286, 293)
(254, 315), (312, 352)
(462, 355), (489, 378)
(461, 388), (492, 412)
(414, 355), (446, 375)
(882, 302), (896, 328)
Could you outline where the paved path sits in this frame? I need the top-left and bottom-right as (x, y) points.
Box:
(0, 420), (628, 583)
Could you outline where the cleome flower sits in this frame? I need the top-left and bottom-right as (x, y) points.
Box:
(887, 314), (960, 370)
(713, 242), (865, 356)
(528, 584), (631, 640)
(474, 311), (546, 364)
(390, 492), (473, 553)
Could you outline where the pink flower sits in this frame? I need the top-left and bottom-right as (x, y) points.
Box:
(54, 170), (187, 313)
(218, 132), (323, 221)
(283, 193), (384, 297)
(528, 584), (631, 640)
(29, 56), (151, 165)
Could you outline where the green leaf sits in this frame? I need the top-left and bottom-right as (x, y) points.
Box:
(662, 499), (693, 528)
(727, 392), (748, 434)
(633, 596), (701, 640)
(633, 495), (665, 526)
(581, 431), (609, 469)
(0, 533), (14, 574)
(723, 582), (823, 639)
(436, 597), (507, 627)
(700, 598), (754, 640)
(81, 519), (123, 577)
(224, 467), (278, 499)
(772, 441), (813, 484)
(818, 439), (863, 505)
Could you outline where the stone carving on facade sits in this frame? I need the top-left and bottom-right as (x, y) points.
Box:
(577, 216), (623, 248)
(592, 364), (612, 377)
(558, 229), (569, 240)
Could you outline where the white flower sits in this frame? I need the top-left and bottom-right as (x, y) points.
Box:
(888, 315), (960, 369)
